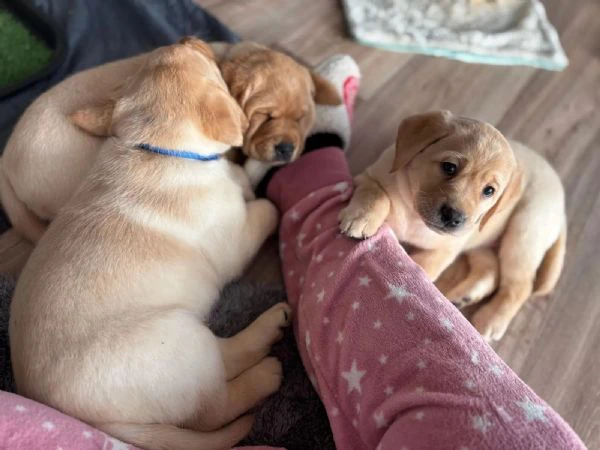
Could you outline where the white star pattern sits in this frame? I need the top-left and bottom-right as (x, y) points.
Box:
(406, 311), (415, 321)
(296, 232), (306, 247)
(415, 386), (425, 393)
(309, 192), (315, 198)
(373, 320), (382, 330)
(516, 397), (548, 423)
(352, 301), (360, 311)
(316, 223), (322, 231)
(359, 275), (372, 287)
(315, 354), (321, 363)
(367, 241), (378, 252)
(42, 421), (55, 431)
(311, 281), (316, 288)
(356, 403), (361, 414)
(379, 354), (388, 365)
(423, 338), (432, 345)
(352, 418), (359, 428)
(338, 251), (345, 258)
(417, 360), (427, 370)
(333, 181), (349, 193)
(83, 431), (92, 439)
(15, 405), (26, 412)
(280, 242), (287, 253)
(323, 317), (330, 325)
(314, 253), (324, 263)
(440, 317), (454, 332)
(341, 360), (366, 394)
(384, 386), (394, 396)
(489, 364), (503, 377)
(464, 379), (477, 391)
(471, 350), (480, 365)
(290, 210), (300, 221)
(309, 374), (317, 387)
(336, 331), (344, 344)
(305, 331), (311, 349)
(331, 407), (339, 417)
(328, 271), (334, 278)
(373, 411), (388, 428)
(299, 276), (304, 285)
(288, 269), (295, 277)
(414, 411), (425, 421)
(316, 289), (325, 303)
(386, 283), (412, 304)
(472, 414), (493, 433)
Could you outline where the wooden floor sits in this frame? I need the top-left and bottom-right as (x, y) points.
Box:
(203, 0), (600, 446)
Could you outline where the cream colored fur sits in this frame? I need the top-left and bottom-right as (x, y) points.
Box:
(9, 39), (290, 450)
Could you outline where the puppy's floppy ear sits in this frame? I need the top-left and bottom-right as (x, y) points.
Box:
(479, 170), (523, 230)
(311, 72), (342, 106)
(391, 110), (454, 172)
(178, 36), (215, 61)
(197, 88), (249, 147)
(70, 100), (115, 137)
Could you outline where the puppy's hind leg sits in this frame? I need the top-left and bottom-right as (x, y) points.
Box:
(219, 302), (292, 380)
(444, 248), (499, 309)
(188, 357), (283, 432)
(471, 213), (558, 341)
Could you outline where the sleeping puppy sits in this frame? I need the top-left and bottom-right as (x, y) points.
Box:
(9, 38), (291, 450)
(212, 42), (341, 185)
(339, 110), (566, 341)
(0, 40), (340, 270)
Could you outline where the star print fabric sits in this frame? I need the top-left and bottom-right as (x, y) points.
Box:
(267, 148), (586, 450)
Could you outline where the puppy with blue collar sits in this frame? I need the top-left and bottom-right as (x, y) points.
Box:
(9, 37), (290, 450)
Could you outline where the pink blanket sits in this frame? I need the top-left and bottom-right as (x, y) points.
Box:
(0, 391), (280, 450)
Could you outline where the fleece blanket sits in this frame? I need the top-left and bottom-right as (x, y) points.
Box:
(342, 0), (568, 70)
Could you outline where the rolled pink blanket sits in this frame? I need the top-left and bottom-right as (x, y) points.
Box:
(267, 147), (586, 450)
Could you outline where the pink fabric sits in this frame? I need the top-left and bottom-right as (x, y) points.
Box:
(0, 389), (282, 450)
(268, 148), (586, 450)
(0, 390), (136, 450)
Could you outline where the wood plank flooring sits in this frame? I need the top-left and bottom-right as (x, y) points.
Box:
(201, 1), (600, 446)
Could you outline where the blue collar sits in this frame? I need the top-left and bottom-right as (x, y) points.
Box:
(135, 143), (221, 162)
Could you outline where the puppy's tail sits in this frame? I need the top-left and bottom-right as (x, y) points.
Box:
(533, 223), (567, 297)
(97, 415), (253, 450)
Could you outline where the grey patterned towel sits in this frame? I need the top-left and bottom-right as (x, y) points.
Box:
(342, 0), (568, 70)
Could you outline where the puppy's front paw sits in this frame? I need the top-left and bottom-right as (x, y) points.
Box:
(339, 205), (384, 239)
(471, 304), (512, 342)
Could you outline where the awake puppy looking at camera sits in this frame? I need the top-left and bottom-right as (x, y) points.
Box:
(9, 38), (291, 450)
(340, 110), (566, 341)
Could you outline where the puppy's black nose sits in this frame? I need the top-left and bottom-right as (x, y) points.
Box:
(439, 204), (466, 229)
(274, 142), (295, 161)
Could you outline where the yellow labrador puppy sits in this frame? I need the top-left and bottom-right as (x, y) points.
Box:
(9, 38), (290, 450)
(340, 110), (566, 341)
(0, 41), (339, 272)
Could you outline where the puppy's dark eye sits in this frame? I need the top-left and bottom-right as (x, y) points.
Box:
(483, 186), (495, 197)
(441, 162), (457, 176)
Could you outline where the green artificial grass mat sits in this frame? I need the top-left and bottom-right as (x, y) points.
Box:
(0, 8), (53, 88)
